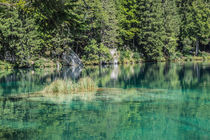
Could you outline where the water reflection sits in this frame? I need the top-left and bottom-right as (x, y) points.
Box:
(84, 62), (210, 91)
(0, 66), (83, 96)
(0, 62), (210, 96)
(0, 62), (210, 140)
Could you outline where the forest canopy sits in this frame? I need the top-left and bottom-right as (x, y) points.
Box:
(0, 0), (209, 67)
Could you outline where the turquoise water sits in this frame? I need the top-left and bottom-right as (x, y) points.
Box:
(0, 63), (210, 140)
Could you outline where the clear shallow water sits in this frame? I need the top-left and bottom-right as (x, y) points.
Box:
(0, 62), (210, 140)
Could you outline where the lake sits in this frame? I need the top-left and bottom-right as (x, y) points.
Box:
(0, 62), (210, 140)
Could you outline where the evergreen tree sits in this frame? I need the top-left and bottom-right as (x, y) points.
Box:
(0, 4), (41, 66)
(178, 0), (210, 55)
(119, 0), (139, 50)
(137, 0), (165, 60)
(0, 0), (210, 66)
(100, 0), (119, 48)
(187, 0), (210, 55)
(83, 0), (104, 41)
(162, 0), (181, 58)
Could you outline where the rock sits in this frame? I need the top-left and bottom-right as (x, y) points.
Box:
(61, 49), (83, 67)
(110, 48), (119, 64)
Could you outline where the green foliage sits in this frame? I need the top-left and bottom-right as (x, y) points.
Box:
(137, 0), (165, 60)
(0, 0), (210, 66)
(0, 3), (42, 66)
(132, 52), (140, 60)
(83, 39), (99, 62)
(162, 0), (180, 57)
(0, 60), (13, 69)
(32, 58), (57, 68)
(100, 0), (119, 48)
(182, 37), (194, 55)
(119, 49), (134, 63)
(120, 50), (131, 59)
(83, 39), (111, 64)
(118, 0), (139, 49)
(178, 0), (210, 55)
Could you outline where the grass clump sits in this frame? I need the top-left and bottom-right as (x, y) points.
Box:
(43, 77), (97, 95)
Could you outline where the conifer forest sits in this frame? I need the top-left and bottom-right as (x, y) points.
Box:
(0, 0), (210, 67)
(0, 1), (210, 139)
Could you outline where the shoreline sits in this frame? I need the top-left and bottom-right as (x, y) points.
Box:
(83, 56), (210, 65)
(1, 56), (210, 70)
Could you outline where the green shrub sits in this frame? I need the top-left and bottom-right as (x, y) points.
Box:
(132, 52), (140, 60)
(119, 50), (132, 63)
(0, 69), (12, 79)
(29, 57), (58, 68)
(185, 56), (193, 61)
(83, 40), (111, 64)
(201, 51), (210, 57)
(182, 38), (193, 55)
(0, 61), (13, 69)
(156, 56), (166, 62)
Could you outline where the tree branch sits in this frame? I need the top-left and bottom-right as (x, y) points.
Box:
(82, 0), (90, 9)
(0, 2), (14, 7)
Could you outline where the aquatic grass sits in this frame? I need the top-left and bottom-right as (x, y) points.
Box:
(43, 77), (97, 95)
(44, 80), (67, 94)
(77, 77), (96, 92)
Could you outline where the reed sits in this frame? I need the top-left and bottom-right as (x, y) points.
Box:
(43, 77), (97, 95)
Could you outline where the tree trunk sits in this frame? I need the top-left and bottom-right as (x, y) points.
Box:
(133, 38), (134, 49)
(195, 38), (199, 56)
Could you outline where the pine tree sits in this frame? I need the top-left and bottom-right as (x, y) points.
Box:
(137, 0), (165, 60)
(178, 0), (210, 55)
(187, 0), (210, 55)
(118, 0), (139, 50)
(0, 1), (41, 65)
(100, 0), (119, 48)
(80, 0), (112, 62)
(162, 0), (181, 58)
